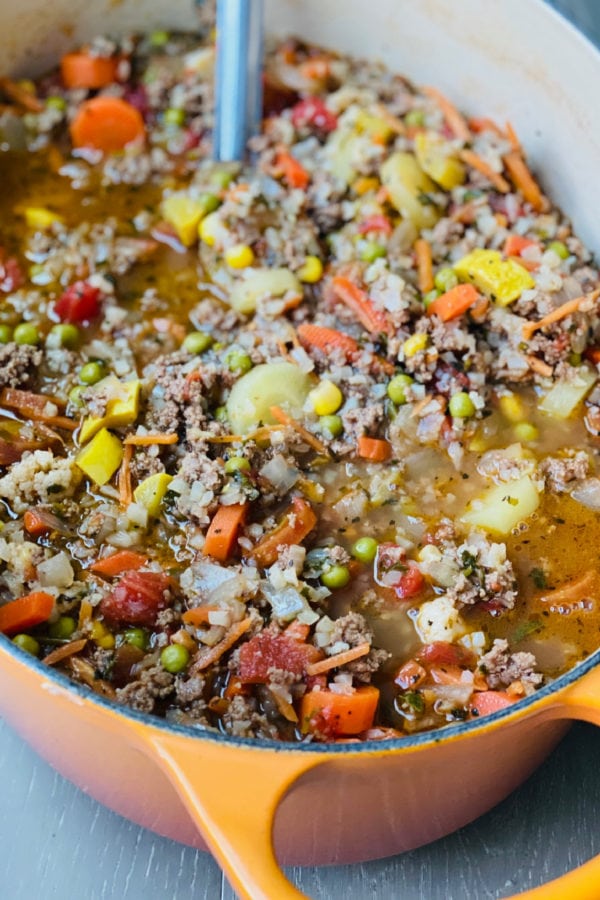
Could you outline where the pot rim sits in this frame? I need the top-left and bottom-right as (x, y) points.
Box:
(2, 634), (596, 753)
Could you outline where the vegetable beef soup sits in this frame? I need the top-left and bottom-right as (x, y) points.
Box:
(2, 20), (600, 743)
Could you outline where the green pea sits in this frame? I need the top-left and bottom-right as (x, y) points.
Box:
(13, 322), (40, 345)
(387, 373), (414, 405)
(214, 405), (229, 424)
(226, 350), (253, 374)
(48, 323), (79, 349)
(210, 169), (235, 190)
(434, 267), (458, 293)
(12, 633), (40, 656)
(164, 107), (185, 127)
(548, 240), (570, 260)
(161, 643), (190, 673)
(360, 240), (386, 262)
(48, 616), (76, 640)
(422, 289), (439, 309)
(321, 564), (351, 590)
(224, 456), (251, 474)
(405, 109), (425, 128)
(46, 96), (67, 112)
(0, 325), (12, 344)
(513, 422), (539, 443)
(198, 193), (221, 216)
(123, 628), (149, 651)
(568, 352), (582, 367)
(68, 385), (85, 408)
(149, 29), (170, 46)
(449, 391), (476, 418)
(351, 537), (378, 564)
(319, 414), (344, 438)
(79, 361), (104, 385)
(182, 331), (213, 355)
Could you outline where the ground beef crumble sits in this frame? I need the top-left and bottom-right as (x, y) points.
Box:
(478, 639), (543, 695)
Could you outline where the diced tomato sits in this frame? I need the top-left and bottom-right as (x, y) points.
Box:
(291, 96), (338, 133)
(238, 630), (322, 683)
(0, 251), (24, 293)
(416, 641), (476, 668)
(357, 215), (392, 236)
(394, 658), (426, 689)
(54, 281), (102, 324)
(503, 234), (537, 257)
(393, 565), (425, 600)
(100, 570), (173, 627)
(470, 690), (515, 718)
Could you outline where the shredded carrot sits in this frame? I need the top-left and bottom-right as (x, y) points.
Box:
(331, 275), (394, 337)
(181, 607), (219, 627)
(526, 356), (553, 378)
(0, 591), (54, 636)
(118, 443), (133, 507)
(539, 571), (596, 606)
(373, 103), (406, 135)
(78, 599), (92, 630)
(305, 641), (371, 677)
(357, 435), (392, 462)
(60, 52), (120, 90)
(68, 656), (116, 699)
(43, 638), (88, 666)
(504, 120), (522, 154)
(191, 616), (254, 673)
(285, 621), (311, 642)
(423, 86), (471, 141)
(0, 76), (44, 112)
(204, 502), (249, 563)
(297, 322), (360, 358)
(274, 149), (310, 189)
(414, 239), (434, 293)
(152, 317), (187, 342)
(521, 290), (600, 341)
(90, 550), (148, 576)
(503, 151), (546, 212)
(468, 117), (504, 137)
(249, 496), (317, 568)
(224, 674), (251, 698)
(70, 96), (146, 153)
(459, 149), (510, 193)
(205, 426), (277, 444)
(124, 433), (179, 446)
(428, 283), (480, 323)
(269, 405), (329, 455)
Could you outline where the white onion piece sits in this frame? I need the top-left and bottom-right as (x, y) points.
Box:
(37, 552), (74, 589)
(571, 478), (600, 511)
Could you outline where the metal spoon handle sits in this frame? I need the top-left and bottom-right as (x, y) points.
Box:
(214, 0), (264, 161)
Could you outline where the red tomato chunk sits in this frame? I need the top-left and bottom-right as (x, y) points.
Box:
(394, 565), (425, 600)
(100, 570), (173, 627)
(291, 97), (337, 133)
(54, 281), (102, 324)
(238, 630), (322, 683)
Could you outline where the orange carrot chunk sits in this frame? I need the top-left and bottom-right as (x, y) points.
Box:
(503, 235), (537, 257)
(249, 497), (317, 568)
(70, 97), (146, 153)
(203, 502), (249, 563)
(357, 435), (392, 462)
(427, 283), (480, 322)
(0, 591), (55, 636)
(300, 685), (380, 736)
(90, 550), (149, 577)
(274, 149), (310, 189)
(61, 52), (120, 89)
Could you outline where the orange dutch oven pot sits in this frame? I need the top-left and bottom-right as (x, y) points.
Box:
(4, 0), (600, 897)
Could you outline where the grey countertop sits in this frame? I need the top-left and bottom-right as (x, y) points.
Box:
(2, 1), (600, 898)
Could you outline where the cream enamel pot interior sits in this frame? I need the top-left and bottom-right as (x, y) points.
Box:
(4, 2), (600, 898)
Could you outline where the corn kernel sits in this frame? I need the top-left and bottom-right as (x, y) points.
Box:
(513, 422), (539, 443)
(224, 243), (255, 269)
(24, 207), (64, 230)
(352, 176), (379, 196)
(309, 379), (343, 416)
(499, 392), (526, 423)
(297, 256), (323, 283)
(91, 620), (115, 650)
(199, 211), (226, 247)
(402, 333), (428, 358)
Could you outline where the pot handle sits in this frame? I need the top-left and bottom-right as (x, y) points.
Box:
(145, 730), (323, 900)
(501, 665), (600, 900)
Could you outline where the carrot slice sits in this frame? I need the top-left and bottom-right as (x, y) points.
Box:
(357, 435), (392, 462)
(300, 685), (380, 736)
(414, 239), (434, 293)
(427, 283), (480, 322)
(331, 276), (394, 337)
(204, 502), (249, 563)
(470, 690), (515, 717)
(503, 151), (546, 212)
(459, 149), (510, 193)
(423, 86), (471, 141)
(305, 642), (371, 676)
(43, 638), (88, 667)
(504, 121), (522, 154)
(0, 76), (44, 112)
(297, 323), (360, 358)
(0, 591), (54, 636)
(61, 52), (120, 89)
(269, 405), (329, 455)
(249, 496), (317, 568)
(468, 117), (504, 137)
(274, 149), (310, 189)
(23, 509), (62, 537)
(90, 550), (149, 577)
(70, 97), (146, 153)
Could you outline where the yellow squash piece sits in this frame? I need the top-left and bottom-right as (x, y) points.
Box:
(162, 193), (209, 247)
(226, 362), (313, 434)
(538, 364), (597, 419)
(23, 207), (64, 229)
(461, 474), (540, 535)
(380, 152), (440, 230)
(76, 428), (123, 486)
(454, 248), (535, 306)
(414, 132), (466, 190)
(355, 110), (394, 143)
(133, 473), (174, 517)
(79, 379), (141, 445)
